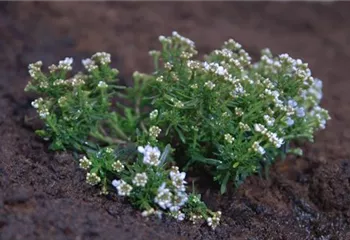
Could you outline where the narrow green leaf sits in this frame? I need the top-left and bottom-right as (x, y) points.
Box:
(193, 155), (221, 166)
(216, 164), (229, 170)
(175, 126), (186, 144)
(220, 172), (230, 194)
(160, 144), (171, 165)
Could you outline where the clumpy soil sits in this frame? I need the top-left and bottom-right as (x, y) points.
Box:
(1, 2), (350, 239)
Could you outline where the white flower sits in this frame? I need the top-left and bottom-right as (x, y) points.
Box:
(174, 100), (184, 108)
(105, 147), (114, 153)
(234, 107), (244, 117)
(266, 132), (284, 148)
(296, 107), (305, 117)
(204, 81), (216, 90)
(82, 58), (93, 66)
(69, 78), (85, 87)
(39, 81), (49, 89)
(263, 115), (275, 126)
(156, 76), (164, 82)
(141, 208), (155, 217)
(207, 211), (221, 230)
(149, 50), (160, 57)
(164, 62), (173, 70)
(149, 126), (161, 139)
(97, 81), (108, 89)
(82, 58), (98, 72)
(58, 57), (73, 70)
(28, 61), (42, 78)
(174, 211), (185, 221)
(62, 57), (73, 65)
(314, 78), (323, 89)
(58, 96), (67, 106)
(171, 31), (195, 47)
(159, 35), (166, 42)
(252, 141), (265, 155)
(112, 179), (133, 196)
(79, 156), (92, 170)
(224, 133), (234, 144)
(180, 52), (192, 59)
(132, 172), (148, 187)
(171, 191), (188, 211)
(215, 66), (227, 76)
(231, 83), (245, 97)
(86, 172), (101, 185)
(154, 182), (173, 209)
(53, 79), (67, 86)
(137, 146), (146, 154)
(138, 145), (161, 166)
(203, 62), (210, 71)
(254, 123), (267, 134)
(92, 52), (111, 65)
(170, 170), (187, 191)
(150, 110), (159, 120)
(39, 108), (49, 119)
(112, 160), (124, 172)
(31, 98), (43, 109)
(239, 122), (250, 131)
(286, 117), (294, 126)
(288, 99), (298, 108)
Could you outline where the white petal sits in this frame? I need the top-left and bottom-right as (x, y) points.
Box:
(137, 146), (145, 154)
(112, 179), (120, 187)
(179, 172), (186, 180)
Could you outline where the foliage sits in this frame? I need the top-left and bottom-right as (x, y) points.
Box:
(137, 32), (330, 192)
(25, 32), (330, 228)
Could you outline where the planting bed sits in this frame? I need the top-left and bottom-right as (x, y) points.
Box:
(1, 2), (350, 239)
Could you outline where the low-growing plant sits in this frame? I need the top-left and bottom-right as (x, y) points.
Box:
(25, 50), (220, 229)
(137, 32), (330, 192)
(25, 32), (329, 229)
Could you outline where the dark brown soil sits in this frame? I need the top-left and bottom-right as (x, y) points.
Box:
(1, 2), (350, 239)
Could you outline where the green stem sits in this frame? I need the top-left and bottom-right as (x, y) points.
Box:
(108, 114), (129, 141)
(135, 82), (147, 133)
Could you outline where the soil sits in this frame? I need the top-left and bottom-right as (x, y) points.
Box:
(1, 2), (350, 239)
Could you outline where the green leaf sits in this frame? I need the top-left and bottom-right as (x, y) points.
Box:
(175, 126), (186, 143)
(220, 172), (230, 194)
(216, 163), (229, 170)
(35, 129), (48, 138)
(192, 155), (221, 166)
(159, 144), (171, 165)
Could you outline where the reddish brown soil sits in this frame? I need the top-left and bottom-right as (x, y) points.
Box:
(1, 2), (350, 239)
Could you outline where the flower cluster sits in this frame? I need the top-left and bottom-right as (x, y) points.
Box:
(86, 172), (101, 185)
(77, 145), (218, 228)
(58, 57), (73, 71)
(132, 172), (148, 187)
(138, 145), (161, 166)
(79, 156), (92, 170)
(112, 179), (133, 196)
(207, 211), (222, 230)
(112, 160), (124, 172)
(149, 126), (162, 139)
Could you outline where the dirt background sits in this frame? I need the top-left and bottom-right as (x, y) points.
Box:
(1, 2), (350, 239)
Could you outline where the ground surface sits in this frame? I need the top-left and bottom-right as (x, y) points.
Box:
(1, 2), (350, 240)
